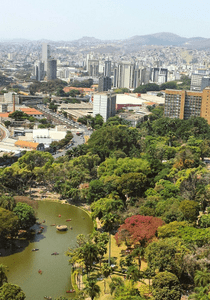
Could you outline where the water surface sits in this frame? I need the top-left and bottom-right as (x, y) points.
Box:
(0, 201), (93, 299)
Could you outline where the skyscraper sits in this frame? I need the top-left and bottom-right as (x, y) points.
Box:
(47, 59), (57, 80)
(98, 76), (112, 92)
(42, 43), (50, 72)
(34, 61), (45, 81)
(114, 62), (134, 89)
(104, 60), (111, 77)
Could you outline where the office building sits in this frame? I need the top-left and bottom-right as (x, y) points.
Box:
(152, 68), (168, 84)
(141, 67), (152, 85)
(47, 59), (57, 80)
(98, 76), (112, 92)
(114, 62), (134, 89)
(104, 60), (111, 77)
(34, 61), (45, 81)
(93, 93), (116, 122)
(88, 60), (99, 77)
(42, 43), (50, 72)
(164, 88), (210, 124)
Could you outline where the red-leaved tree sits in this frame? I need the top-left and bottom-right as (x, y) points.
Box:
(115, 215), (164, 247)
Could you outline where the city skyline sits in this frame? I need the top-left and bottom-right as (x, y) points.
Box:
(1, 0), (210, 41)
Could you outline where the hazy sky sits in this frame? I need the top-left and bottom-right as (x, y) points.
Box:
(1, 0), (210, 41)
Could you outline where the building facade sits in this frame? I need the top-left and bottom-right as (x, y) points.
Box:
(164, 88), (210, 124)
(47, 59), (57, 80)
(34, 61), (45, 81)
(98, 76), (112, 92)
(93, 93), (116, 122)
(42, 43), (50, 72)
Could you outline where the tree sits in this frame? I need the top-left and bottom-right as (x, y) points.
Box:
(0, 208), (19, 245)
(189, 284), (210, 300)
(198, 214), (210, 228)
(87, 180), (106, 203)
(131, 247), (144, 271)
(145, 237), (189, 279)
(0, 265), (8, 287)
(87, 125), (142, 161)
(9, 111), (28, 121)
(84, 275), (100, 300)
(115, 215), (164, 248)
(179, 200), (199, 223)
(13, 203), (36, 230)
(152, 271), (181, 300)
(194, 269), (210, 287)
(117, 172), (147, 199)
(67, 233), (108, 274)
(109, 277), (124, 295)
(127, 265), (141, 283)
(91, 197), (124, 265)
(114, 281), (144, 300)
(0, 283), (26, 300)
(0, 195), (16, 211)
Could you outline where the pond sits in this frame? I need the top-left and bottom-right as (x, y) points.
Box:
(0, 201), (93, 299)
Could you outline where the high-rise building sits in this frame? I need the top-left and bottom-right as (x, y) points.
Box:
(88, 60), (99, 77)
(42, 43), (50, 72)
(93, 93), (116, 122)
(47, 59), (57, 80)
(98, 76), (112, 92)
(164, 88), (210, 124)
(104, 60), (111, 77)
(152, 68), (168, 84)
(34, 61), (45, 81)
(114, 62), (134, 89)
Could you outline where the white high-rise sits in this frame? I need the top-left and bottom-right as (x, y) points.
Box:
(114, 62), (134, 89)
(42, 43), (50, 72)
(93, 93), (116, 122)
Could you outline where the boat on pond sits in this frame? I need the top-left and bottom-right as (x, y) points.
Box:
(56, 225), (68, 231)
(32, 248), (39, 252)
(51, 252), (59, 255)
(66, 219), (71, 221)
(66, 289), (75, 293)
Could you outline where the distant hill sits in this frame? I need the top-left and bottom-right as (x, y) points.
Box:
(1, 33), (210, 50)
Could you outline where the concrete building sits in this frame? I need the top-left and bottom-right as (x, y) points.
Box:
(104, 60), (111, 77)
(42, 43), (50, 72)
(152, 68), (168, 84)
(98, 76), (112, 92)
(164, 88), (210, 124)
(114, 62), (134, 89)
(47, 59), (57, 80)
(93, 93), (116, 122)
(34, 61), (45, 81)
(201, 77), (210, 91)
(88, 60), (99, 77)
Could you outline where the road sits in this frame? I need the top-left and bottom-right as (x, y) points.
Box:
(36, 104), (93, 158)
(53, 133), (86, 158)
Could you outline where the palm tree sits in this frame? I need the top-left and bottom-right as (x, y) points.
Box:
(131, 247), (144, 271)
(127, 265), (141, 283)
(189, 284), (210, 300)
(101, 263), (112, 293)
(194, 269), (210, 287)
(0, 264), (8, 287)
(84, 275), (100, 300)
(102, 212), (116, 266)
(109, 276), (124, 295)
